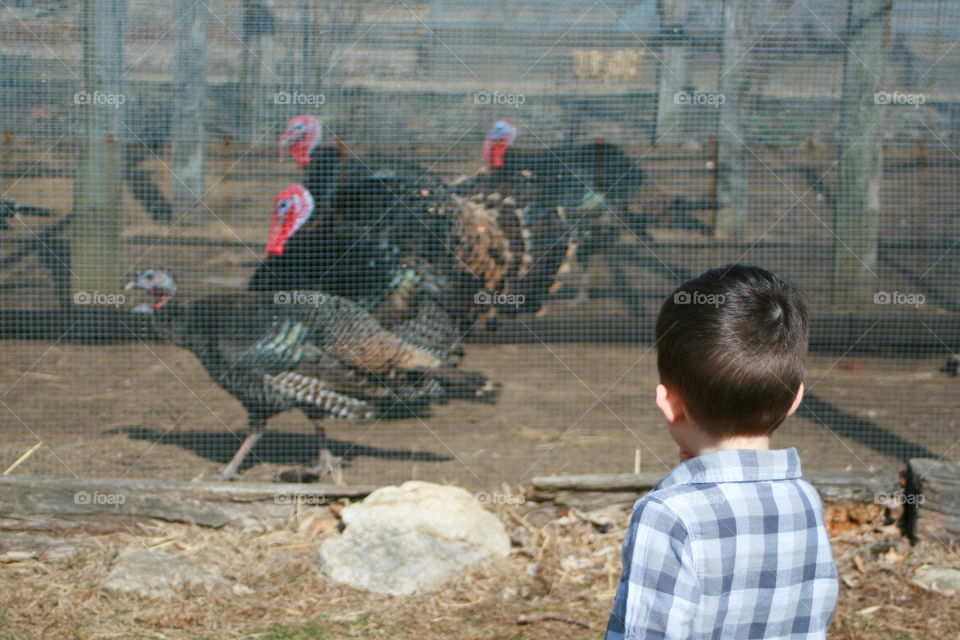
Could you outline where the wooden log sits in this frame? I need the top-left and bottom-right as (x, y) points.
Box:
(0, 475), (376, 532)
(72, 0), (125, 301)
(906, 458), (960, 544)
(831, 0), (892, 305)
(532, 472), (660, 493)
(533, 469), (899, 504)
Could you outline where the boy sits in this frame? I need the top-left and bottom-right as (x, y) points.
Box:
(605, 264), (838, 639)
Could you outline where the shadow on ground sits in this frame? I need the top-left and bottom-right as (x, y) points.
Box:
(799, 392), (937, 462)
(110, 427), (453, 474)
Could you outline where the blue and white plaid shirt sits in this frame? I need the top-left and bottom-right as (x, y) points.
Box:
(605, 448), (838, 639)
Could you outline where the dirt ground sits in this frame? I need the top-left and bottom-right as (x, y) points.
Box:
(1, 494), (959, 639)
(1, 338), (957, 487)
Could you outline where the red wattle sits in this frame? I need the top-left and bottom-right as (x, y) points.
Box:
(289, 143), (312, 167)
(483, 140), (507, 169)
(266, 238), (287, 255)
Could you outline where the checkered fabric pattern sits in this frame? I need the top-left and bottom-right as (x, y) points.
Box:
(605, 448), (838, 639)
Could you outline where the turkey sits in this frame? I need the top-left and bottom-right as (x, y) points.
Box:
(274, 116), (573, 326)
(251, 176), (545, 335)
(471, 119), (646, 305)
(0, 205), (72, 307)
(127, 268), (494, 480)
(278, 114), (446, 212)
(0, 198), (57, 231)
(476, 119), (712, 306)
(479, 118), (645, 241)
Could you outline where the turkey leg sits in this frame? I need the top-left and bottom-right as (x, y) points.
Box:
(220, 431), (263, 480)
(306, 424), (344, 485)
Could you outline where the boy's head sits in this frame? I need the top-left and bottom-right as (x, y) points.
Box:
(655, 264), (808, 441)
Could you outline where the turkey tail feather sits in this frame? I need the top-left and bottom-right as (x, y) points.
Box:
(264, 371), (374, 420)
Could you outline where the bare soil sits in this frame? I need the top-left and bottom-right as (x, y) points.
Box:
(1, 339), (956, 487)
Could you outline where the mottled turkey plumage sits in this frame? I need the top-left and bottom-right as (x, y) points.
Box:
(129, 268), (493, 480)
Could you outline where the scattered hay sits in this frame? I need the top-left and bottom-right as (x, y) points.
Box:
(0, 491), (958, 639)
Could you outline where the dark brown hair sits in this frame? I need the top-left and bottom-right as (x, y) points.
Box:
(655, 264), (809, 437)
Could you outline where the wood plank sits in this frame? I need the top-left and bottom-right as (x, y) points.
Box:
(0, 475), (377, 531)
(533, 469), (899, 503)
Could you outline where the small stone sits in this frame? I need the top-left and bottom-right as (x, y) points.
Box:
(102, 548), (225, 597)
(232, 583), (256, 596)
(914, 565), (960, 594)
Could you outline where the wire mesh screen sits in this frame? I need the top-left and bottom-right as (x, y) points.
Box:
(1, 0), (958, 488)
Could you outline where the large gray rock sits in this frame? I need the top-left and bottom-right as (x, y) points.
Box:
(318, 481), (510, 595)
(102, 548), (226, 597)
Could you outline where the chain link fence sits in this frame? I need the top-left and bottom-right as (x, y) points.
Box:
(0, 0), (958, 487)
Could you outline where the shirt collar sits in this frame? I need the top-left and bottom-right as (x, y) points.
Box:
(656, 448), (803, 490)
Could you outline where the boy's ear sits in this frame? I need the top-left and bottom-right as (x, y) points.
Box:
(656, 383), (686, 425)
(785, 382), (805, 418)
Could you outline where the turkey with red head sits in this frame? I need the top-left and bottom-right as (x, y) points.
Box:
(128, 268), (493, 480)
(250, 175), (527, 335)
(278, 115), (447, 211)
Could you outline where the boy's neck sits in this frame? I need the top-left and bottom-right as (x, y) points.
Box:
(683, 431), (771, 459)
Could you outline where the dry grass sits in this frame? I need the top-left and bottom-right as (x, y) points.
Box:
(0, 494), (957, 639)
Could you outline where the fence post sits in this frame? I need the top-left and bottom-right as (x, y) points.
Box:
(298, 0), (316, 91)
(654, 0), (688, 144)
(72, 0), (125, 300)
(715, 0), (749, 238)
(832, 0), (892, 305)
(171, 0), (207, 224)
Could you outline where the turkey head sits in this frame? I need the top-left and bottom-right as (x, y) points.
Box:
(265, 185), (315, 256)
(482, 118), (517, 169)
(279, 114), (323, 166)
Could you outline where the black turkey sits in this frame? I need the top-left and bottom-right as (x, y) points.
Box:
(278, 114), (445, 213)
(250, 176), (547, 335)
(473, 119), (652, 305)
(127, 268), (494, 480)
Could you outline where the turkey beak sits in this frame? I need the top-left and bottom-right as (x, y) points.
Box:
(124, 280), (136, 290)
